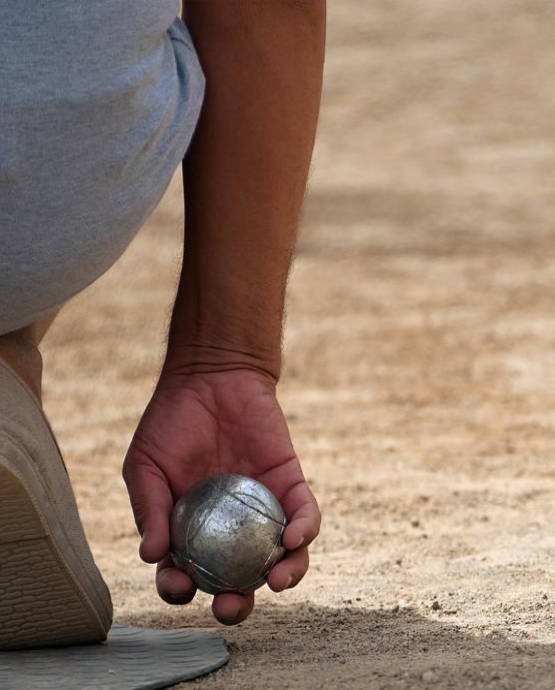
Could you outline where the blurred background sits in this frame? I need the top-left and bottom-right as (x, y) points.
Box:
(42, 1), (554, 687)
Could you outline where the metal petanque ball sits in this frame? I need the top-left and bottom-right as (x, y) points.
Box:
(170, 473), (287, 594)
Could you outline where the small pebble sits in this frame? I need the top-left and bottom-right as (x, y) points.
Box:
(422, 670), (437, 682)
(431, 600), (441, 611)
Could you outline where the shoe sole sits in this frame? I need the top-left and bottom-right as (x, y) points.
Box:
(0, 361), (112, 649)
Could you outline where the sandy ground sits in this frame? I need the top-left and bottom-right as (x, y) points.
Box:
(40, 1), (554, 688)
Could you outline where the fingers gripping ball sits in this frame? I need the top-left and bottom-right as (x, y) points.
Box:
(170, 474), (287, 594)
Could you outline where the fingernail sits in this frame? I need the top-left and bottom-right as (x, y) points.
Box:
(294, 536), (304, 549)
(286, 575), (294, 589)
(167, 592), (189, 604)
(220, 611), (240, 625)
(220, 616), (239, 625)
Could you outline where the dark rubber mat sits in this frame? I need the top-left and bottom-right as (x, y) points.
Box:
(0, 624), (229, 689)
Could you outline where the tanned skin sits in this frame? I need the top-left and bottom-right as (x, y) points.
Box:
(122, 1), (326, 625)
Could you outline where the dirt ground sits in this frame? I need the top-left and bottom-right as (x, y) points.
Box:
(40, 1), (554, 688)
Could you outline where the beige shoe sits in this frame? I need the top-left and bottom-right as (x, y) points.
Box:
(0, 359), (112, 649)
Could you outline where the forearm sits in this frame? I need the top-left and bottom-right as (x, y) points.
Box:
(164, 0), (326, 382)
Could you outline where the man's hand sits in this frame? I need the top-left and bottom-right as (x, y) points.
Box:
(122, 368), (320, 625)
(125, 0), (327, 624)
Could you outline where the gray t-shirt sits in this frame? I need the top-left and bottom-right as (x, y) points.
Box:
(0, 1), (205, 334)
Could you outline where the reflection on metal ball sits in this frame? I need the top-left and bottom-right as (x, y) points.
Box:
(170, 473), (287, 594)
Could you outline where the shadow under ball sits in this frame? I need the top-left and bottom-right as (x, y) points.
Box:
(170, 473), (287, 594)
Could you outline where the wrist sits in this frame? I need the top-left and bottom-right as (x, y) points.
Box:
(162, 341), (282, 384)
(165, 253), (287, 383)
(165, 286), (284, 382)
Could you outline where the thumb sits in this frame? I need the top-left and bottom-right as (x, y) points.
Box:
(122, 451), (174, 564)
